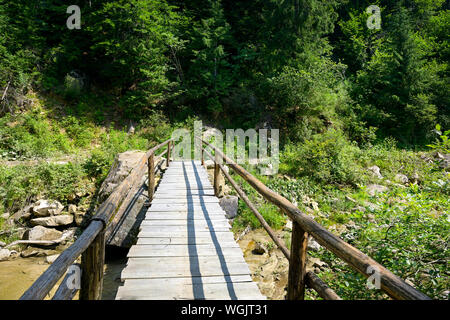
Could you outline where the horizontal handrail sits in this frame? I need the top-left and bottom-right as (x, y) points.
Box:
(203, 148), (341, 300)
(19, 138), (174, 300)
(199, 137), (430, 300)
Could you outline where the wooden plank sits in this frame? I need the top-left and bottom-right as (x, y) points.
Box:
(136, 237), (237, 246)
(149, 203), (224, 212)
(139, 225), (231, 233)
(142, 218), (229, 224)
(136, 238), (239, 247)
(116, 282), (264, 300)
(128, 245), (244, 258)
(156, 184), (213, 190)
(153, 194), (216, 199)
(121, 262), (251, 280)
(154, 190), (215, 196)
(144, 213), (227, 220)
(138, 231), (235, 238)
(120, 275), (252, 287)
(162, 173), (207, 177)
(151, 198), (219, 204)
(140, 220), (230, 228)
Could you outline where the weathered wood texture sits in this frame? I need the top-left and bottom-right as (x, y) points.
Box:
(199, 138), (430, 300)
(20, 139), (174, 300)
(116, 161), (265, 300)
(52, 266), (80, 300)
(80, 230), (106, 300)
(305, 271), (342, 300)
(19, 220), (103, 300)
(287, 222), (308, 300)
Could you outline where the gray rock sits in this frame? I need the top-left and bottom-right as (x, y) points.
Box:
(0, 248), (11, 261)
(68, 204), (77, 215)
(13, 204), (34, 222)
(204, 160), (215, 169)
(33, 200), (64, 217)
(302, 195), (319, 211)
(1, 212), (9, 219)
(307, 238), (321, 252)
(219, 195), (239, 219)
(367, 166), (383, 179)
(395, 174), (409, 184)
(30, 215), (74, 227)
(0, 241), (6, 248)
(27, 226), (63, 241)
(284, 220), (293, 231)
(74, 210), (89, 227)
(45, 254), (60, 264)
(21, 248), (42, 258)
(366, 184), (388, 196)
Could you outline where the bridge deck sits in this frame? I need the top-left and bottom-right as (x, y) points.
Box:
(115, 161), (265, 300)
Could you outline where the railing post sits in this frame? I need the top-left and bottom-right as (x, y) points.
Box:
(201, 147), (205, 167)
(167, 140), (171, 167)
(287, 221), (309, 300)
(80, 230), (105, 300)
(148, 153), (155, 202)
(214, 151), (220, 197)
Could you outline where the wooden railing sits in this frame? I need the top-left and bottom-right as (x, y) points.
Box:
(19, 138), (174, 300)
(198, 138), (431, 300)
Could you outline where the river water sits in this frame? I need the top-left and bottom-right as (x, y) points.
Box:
(0, 250), (127, 300)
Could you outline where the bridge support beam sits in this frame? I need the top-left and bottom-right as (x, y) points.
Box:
(287, 221), (308, 300)
(213, 152), (220, 197)
(80, 230), (105, 300)
(148, 153), (155, 202)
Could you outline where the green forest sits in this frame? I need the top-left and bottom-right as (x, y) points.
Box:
(0, 0), (448, 300)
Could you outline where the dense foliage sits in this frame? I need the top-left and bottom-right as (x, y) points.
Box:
(0, 0), (448, 300)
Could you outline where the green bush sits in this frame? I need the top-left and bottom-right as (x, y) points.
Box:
(138, 111), (172, 144)
(232, 201), (286, 231)
(62, 116), (96, 148)
(0, 162), (89, 212)
(0, 111), (73, 159)
(280, 129), (363, 185)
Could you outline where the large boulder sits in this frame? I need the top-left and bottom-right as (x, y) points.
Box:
(32, 200), (64, 217)
(367, 166), (383, 179)
(27, 226), (63, 241)
(30, 215), (74, 227)
(0, 249), (11, 261)
(219, 195), (239, 219)
(97, 151), (146, 202)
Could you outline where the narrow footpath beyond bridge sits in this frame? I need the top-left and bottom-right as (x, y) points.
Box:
(116, 161), (265, 300)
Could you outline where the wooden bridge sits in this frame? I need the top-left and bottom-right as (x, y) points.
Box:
(116, 160), (264, 299)
(19, 137), (431, 300)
